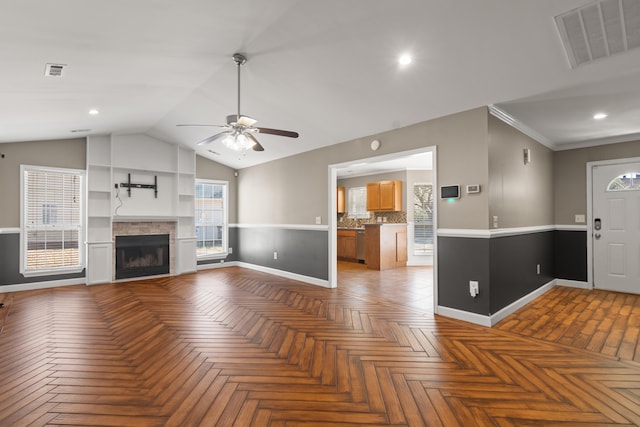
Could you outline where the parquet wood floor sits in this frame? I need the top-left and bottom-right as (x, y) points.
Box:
(0, 265), (639, 426)
(495, 285), (640, 364)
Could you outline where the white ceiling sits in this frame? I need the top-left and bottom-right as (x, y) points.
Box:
(3, 0), (640, 170)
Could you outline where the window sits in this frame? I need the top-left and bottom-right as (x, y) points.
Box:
(413, 183), (433, 256)
(347, 187), (370, 218)
(21, 165), (85, 276)
(607, 172), (640, 191)
(195, 179), (228, 258)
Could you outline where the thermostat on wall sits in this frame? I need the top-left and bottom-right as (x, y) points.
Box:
(440, 185), (460, 199)
(466, 184), (481, 194)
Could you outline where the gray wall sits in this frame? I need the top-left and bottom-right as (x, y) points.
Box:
(0, 138), (86, 227)
(554, 139), (640, 225)
(238, 107), (489, 229)
(488, 114), (554, 228)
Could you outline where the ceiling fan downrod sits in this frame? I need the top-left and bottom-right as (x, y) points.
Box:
(232, 53), (247, 122)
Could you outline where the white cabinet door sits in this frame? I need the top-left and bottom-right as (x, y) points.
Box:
(176, 239), (197, 274)
(87, 243), (112, 285)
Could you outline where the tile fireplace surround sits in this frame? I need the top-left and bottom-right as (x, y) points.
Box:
(112, 221), (175, 281)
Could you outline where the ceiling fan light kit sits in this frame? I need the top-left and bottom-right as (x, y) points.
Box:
(178, 53), (298, 153)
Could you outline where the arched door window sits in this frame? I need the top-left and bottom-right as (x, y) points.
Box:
(606, 172), (640, 191)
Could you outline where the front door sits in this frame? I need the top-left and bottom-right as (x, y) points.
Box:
(592, 162), (640, 294)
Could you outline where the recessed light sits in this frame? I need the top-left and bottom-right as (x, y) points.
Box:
(593, 112), (608, 120)
(88, 109), (99, 115)
(398, 54), (412, 66)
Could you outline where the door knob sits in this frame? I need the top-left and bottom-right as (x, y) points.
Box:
(595, 233), (601, 240)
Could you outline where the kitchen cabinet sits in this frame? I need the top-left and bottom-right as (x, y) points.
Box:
(337, 229), (357, 261)
(337, 186), (346, 213)
(366, 180), (402, 211)
(364, 224), (407, 270)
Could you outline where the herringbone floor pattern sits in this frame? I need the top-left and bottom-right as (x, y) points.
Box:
(1, 266), (639, 426)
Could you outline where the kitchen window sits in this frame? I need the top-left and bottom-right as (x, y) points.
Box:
(20, 165), (85, 276)
(347, 186), (370, 219)
(195, 179), (228, 258)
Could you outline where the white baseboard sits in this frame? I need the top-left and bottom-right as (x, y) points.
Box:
(436, 306), (492, 327)
(0, 277), (86, 293)
(556, 279), (591, 289)
(197, 261), (239, 271)
(437, 279), (556, 328)
(489, 279), (556, 326)
(197, 261), (332, 288)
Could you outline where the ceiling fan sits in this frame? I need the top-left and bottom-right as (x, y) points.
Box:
(177, 53), (299, 152)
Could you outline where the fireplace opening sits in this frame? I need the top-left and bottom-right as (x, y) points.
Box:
(115, 234), (169, 279)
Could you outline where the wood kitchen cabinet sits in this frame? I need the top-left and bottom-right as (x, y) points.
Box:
(337, 229), (357, 261)
(364, 224), (407, 270)
(337, 186), (346, 213)
(366, 180), (402, 211)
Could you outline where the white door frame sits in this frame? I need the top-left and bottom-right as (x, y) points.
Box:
(586, 156), (640, 289)
(328, 146), (438, 312)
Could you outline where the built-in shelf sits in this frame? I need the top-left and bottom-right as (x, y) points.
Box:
(86, 134), (197, 283)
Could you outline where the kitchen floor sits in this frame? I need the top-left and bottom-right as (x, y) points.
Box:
(336, 260), (434, 312)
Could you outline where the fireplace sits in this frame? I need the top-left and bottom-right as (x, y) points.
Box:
(115, 234), (170, 280)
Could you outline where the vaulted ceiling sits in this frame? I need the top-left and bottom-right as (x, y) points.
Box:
(3, 0), (640, 169)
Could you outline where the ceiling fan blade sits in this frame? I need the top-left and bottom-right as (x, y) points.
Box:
(197, 131), (231, 146)
(246, 133), (264, 151)
(176, 124), (229, 128)
(257, 127), (299, 138)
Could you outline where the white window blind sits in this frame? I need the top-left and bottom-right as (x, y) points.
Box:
(195, 180), (228, 258)
(347, 186), (369, 218)
(21, 166), (85, 275)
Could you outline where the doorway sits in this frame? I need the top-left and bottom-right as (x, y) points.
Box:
(590, 159), (640, 294)
(328, 146), (437, 312)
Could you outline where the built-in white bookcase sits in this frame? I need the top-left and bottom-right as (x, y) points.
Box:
(85, 134), (197, 284)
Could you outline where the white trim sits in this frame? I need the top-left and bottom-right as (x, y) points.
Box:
(556, 279), (591, 289)
(489, 279), (556, 325)
(0, 277), (86, 294)
(437, 278), (556, 327)
(233, 223), (329, 231)
(437, 229), (491, 238)
(555, 224), (587, 231)
(436, 306), (492, 327)
(489, 225), (555, 237)
(197, 261), (331, 288)
(438, 225), (586, 239)
(488, 105), (554, 149)
(112, 216), (178, 222)
(0, 228), (20, 234)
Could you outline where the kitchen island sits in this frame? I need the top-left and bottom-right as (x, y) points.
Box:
(364, 223), (407, 270)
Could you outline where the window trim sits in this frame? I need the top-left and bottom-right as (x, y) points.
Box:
(195, 178), (229, 260)
(20, 164), (86, 277)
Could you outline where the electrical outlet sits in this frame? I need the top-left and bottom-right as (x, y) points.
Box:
(536, 264), (540, 275)
(575, 214), (585, 223)
(469, 281), (479, 298)
(228, 247), (233, 254)
(315, 216), (322, 225)
(492, 216), (498, 228)
(273, 251), (278, 260)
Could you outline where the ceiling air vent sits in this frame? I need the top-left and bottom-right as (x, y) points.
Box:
(555, 0), (640, 68)
(44, 63), (66, 77)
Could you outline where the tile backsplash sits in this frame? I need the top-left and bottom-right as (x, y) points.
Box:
(337, 211), (407, 228)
